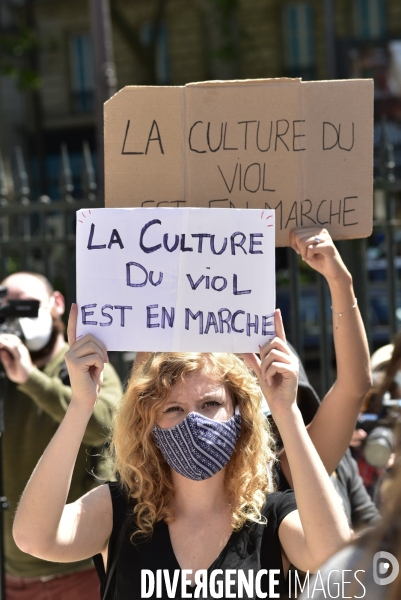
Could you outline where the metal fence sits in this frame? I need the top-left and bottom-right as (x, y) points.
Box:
(0, 143), (99, 305)
(0, 136), (400, 394)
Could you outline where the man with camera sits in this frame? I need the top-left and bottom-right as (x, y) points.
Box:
(0, 272), (123, 600)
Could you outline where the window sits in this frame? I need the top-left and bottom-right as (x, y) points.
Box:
(353, 0), (387, 40)
(282, 3), (316, 80)
(69, 33), (94, 113)
(140, 21), (170, 85)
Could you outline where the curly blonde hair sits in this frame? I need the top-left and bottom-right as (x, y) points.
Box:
(111, 352), (275, 538)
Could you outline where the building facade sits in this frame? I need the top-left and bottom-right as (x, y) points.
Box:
(0, 0), (400, 195)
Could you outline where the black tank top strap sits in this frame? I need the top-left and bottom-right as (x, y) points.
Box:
(93, 482), (135, 599)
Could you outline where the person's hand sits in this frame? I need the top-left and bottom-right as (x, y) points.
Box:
(349, 428), (368, 448)
(290, 227), (349, 283)
(242, 309), (298, 417)
(0, 334), (34, 384)
(64, 304), (108, 411)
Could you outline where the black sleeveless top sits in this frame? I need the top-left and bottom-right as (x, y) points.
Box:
(93, 483), (297, 599)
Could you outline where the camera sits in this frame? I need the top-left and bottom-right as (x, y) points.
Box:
(0, 286), (39, 336)
(356, 393), (401, 468)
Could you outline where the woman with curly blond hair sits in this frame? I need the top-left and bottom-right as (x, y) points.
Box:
(13, 305), (350, 599)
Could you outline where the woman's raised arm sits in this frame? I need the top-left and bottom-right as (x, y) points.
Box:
(13, 304), (113, 563)
(281, 227), (371, 480)
(245, 310), (351, 572)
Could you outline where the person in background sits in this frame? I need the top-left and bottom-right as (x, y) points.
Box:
(368, 332), (401, 409)
(351, 334), (401, 500)
(0, 272), (123, 600)
(370, 343), (394, 387)
(268, 345), (380, 600)
(283, 346), (381, 532)
(300, 420), (401, 600)
(350, 343), (394, 455)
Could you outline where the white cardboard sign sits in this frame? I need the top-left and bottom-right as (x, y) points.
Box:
(76, 207), (275, 351)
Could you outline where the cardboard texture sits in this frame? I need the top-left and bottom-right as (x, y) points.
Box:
(76, 207), (275, 352)
(104, 78), (373, 246)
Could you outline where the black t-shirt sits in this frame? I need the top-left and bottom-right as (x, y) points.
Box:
(94, 483), (297, 599)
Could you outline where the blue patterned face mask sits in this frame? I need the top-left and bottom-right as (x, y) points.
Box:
(152, 409), (242, 481)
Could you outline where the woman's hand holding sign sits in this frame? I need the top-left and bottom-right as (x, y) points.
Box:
(242, 309), (350, 568)
(243, 310), (299, 418)
(65, 304), (108, 412)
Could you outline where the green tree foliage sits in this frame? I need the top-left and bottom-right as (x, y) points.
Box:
(0, 25), (41, 89)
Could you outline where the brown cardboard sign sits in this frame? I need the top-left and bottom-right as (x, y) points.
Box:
(104, 78), (373, 246)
